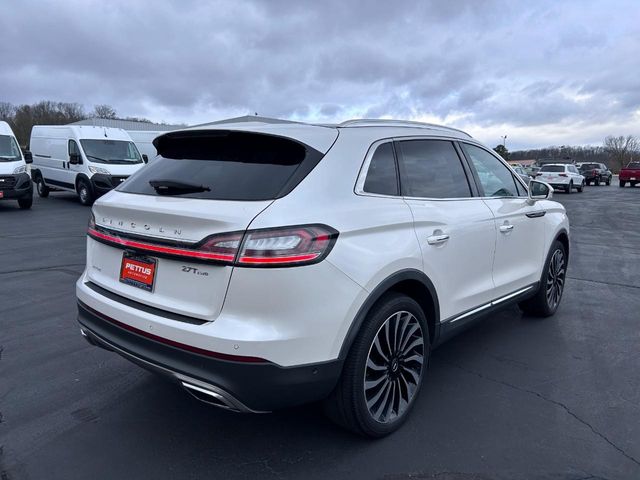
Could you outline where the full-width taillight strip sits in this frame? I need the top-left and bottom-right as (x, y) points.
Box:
(88, 227), (235, 262)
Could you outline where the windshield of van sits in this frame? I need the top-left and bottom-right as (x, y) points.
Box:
(80, 140), (142, 164)
(0, 135), (22, 162)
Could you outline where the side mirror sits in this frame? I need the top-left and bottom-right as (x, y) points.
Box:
(69, 153), (81, 165)
(528, 180), (553, 204)
(24, 151), (33, 164)
(142, 154), (149, 164)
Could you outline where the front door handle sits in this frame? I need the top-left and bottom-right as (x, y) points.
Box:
(499, 224), (514, 233)
(426, 234), (450, 245)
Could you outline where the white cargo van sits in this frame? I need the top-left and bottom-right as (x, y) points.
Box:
(126, 130), (166, 162)
(0, 121), (33, 209)
(30, 125), (146, 205)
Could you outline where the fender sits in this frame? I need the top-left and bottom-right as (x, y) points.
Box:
(338, 268), (440, 360)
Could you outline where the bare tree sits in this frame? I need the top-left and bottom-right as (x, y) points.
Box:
(93, 104), (117, 119)
(0, 102), (15, 121)
(603, 135), (640, 172)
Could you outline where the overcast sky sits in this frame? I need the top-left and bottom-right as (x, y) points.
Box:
(2, 0), (639, 149)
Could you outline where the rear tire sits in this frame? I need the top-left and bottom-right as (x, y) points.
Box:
(36, 177), (49, 198)
(620, 180), (626, 187)
(519, 240), (567, 317)
(18, 196), (33, 209)
(324, 293), (429, 437)
(77, 179), (94, 206)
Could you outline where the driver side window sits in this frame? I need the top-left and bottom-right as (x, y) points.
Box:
(461, 143), (519, 197)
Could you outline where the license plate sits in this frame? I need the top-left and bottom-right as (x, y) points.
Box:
(119, 252), (157, 292)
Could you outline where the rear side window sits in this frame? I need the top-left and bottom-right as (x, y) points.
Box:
(540, 165), (565, 172)
(120, 131), (322, 201)
(363, 143), (398, 196)
(396, 140), (471, 198)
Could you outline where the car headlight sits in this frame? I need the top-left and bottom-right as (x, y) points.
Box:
(89, 166), (110, 175)
(13, 165), (27, 174)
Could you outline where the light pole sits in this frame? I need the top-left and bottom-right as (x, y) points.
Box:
(501, 135), (507, 148)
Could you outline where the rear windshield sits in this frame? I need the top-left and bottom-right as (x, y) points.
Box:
(0, 134), (22, 162)
(119, 131), (323, 201)
(627, 162), (640, 169)
(579, 163), (599, 170)
(540, 165), (565, 172)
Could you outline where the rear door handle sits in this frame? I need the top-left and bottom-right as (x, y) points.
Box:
(499, 224), (514, 233)
(426, 234), (450, 245)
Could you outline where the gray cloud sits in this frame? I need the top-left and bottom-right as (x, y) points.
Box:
(1, 0), (639, 148)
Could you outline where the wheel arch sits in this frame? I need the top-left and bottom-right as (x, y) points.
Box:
(338, 269), (440, 360)
(75, 173), (92, 192)
(554, 228), (570, 264)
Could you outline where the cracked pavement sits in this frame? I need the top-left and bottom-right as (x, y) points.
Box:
(1, 186), (639, 480)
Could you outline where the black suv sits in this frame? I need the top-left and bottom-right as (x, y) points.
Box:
(579, 163), (612, 186)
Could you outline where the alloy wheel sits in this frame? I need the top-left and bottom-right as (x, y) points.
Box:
(363, 311), (424, 424)
(546, 249), (565, 310)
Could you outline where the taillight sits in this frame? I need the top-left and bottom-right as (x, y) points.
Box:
(236, 225), (338, 267)
(88, 223), (338, 267)
(559, 173), (568, 177)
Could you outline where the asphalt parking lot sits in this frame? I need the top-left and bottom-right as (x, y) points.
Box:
(1, 185), (639, 480)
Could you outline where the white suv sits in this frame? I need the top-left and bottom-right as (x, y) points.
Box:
(76, 119), (569, 437)
(536, 163), (585, 193)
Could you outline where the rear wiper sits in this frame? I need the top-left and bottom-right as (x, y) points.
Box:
(149, 179), (211, 195)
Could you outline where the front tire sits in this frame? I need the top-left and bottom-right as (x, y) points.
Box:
(324, 293), (429, 437)
(577, 181), (584, 192)
(519, 240), (567, 317)
(594, 178), (600, 186)
(18, 196), (33, 209)
(566, 182), (572, 194)
(606, 177), (611, 186)
(36, 177), (49, 198)
(77, 179), (94, 206)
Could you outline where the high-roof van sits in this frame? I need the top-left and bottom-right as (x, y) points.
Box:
(0, 121), (33, 209)
(127, 130), (168, 162)
(30, 125), (146, 206)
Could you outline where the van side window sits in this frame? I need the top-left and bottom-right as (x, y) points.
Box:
(396, 140), (472, 198)
(363, 142), (399, 196)
(69, 140), (80, 156)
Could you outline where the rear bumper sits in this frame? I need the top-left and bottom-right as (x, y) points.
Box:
(0, 173), (32, 200)
(77, 301), (343, 411)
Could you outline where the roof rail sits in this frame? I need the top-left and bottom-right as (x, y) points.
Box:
(337, 119), (472, 138)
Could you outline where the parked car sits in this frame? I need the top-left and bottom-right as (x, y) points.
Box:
(535, 164), (585, 193)
(619, 161), (640, 187)
(578, 162), (612, 186)
(526, 166), (540, 177)
(76, 119), (569, 437)
(0, 121), (33, 209)
(30, 125), (148, 206)
(511, 165), (531, 184)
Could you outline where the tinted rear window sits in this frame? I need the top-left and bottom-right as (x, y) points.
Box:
(540, 165), (564, 172)
(627, 162), (640, 169)
(397, 140), (471, 198)
(119, 131), (322, 201)
(579, 163), (599, 170)
(363, 143), (398, 196)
